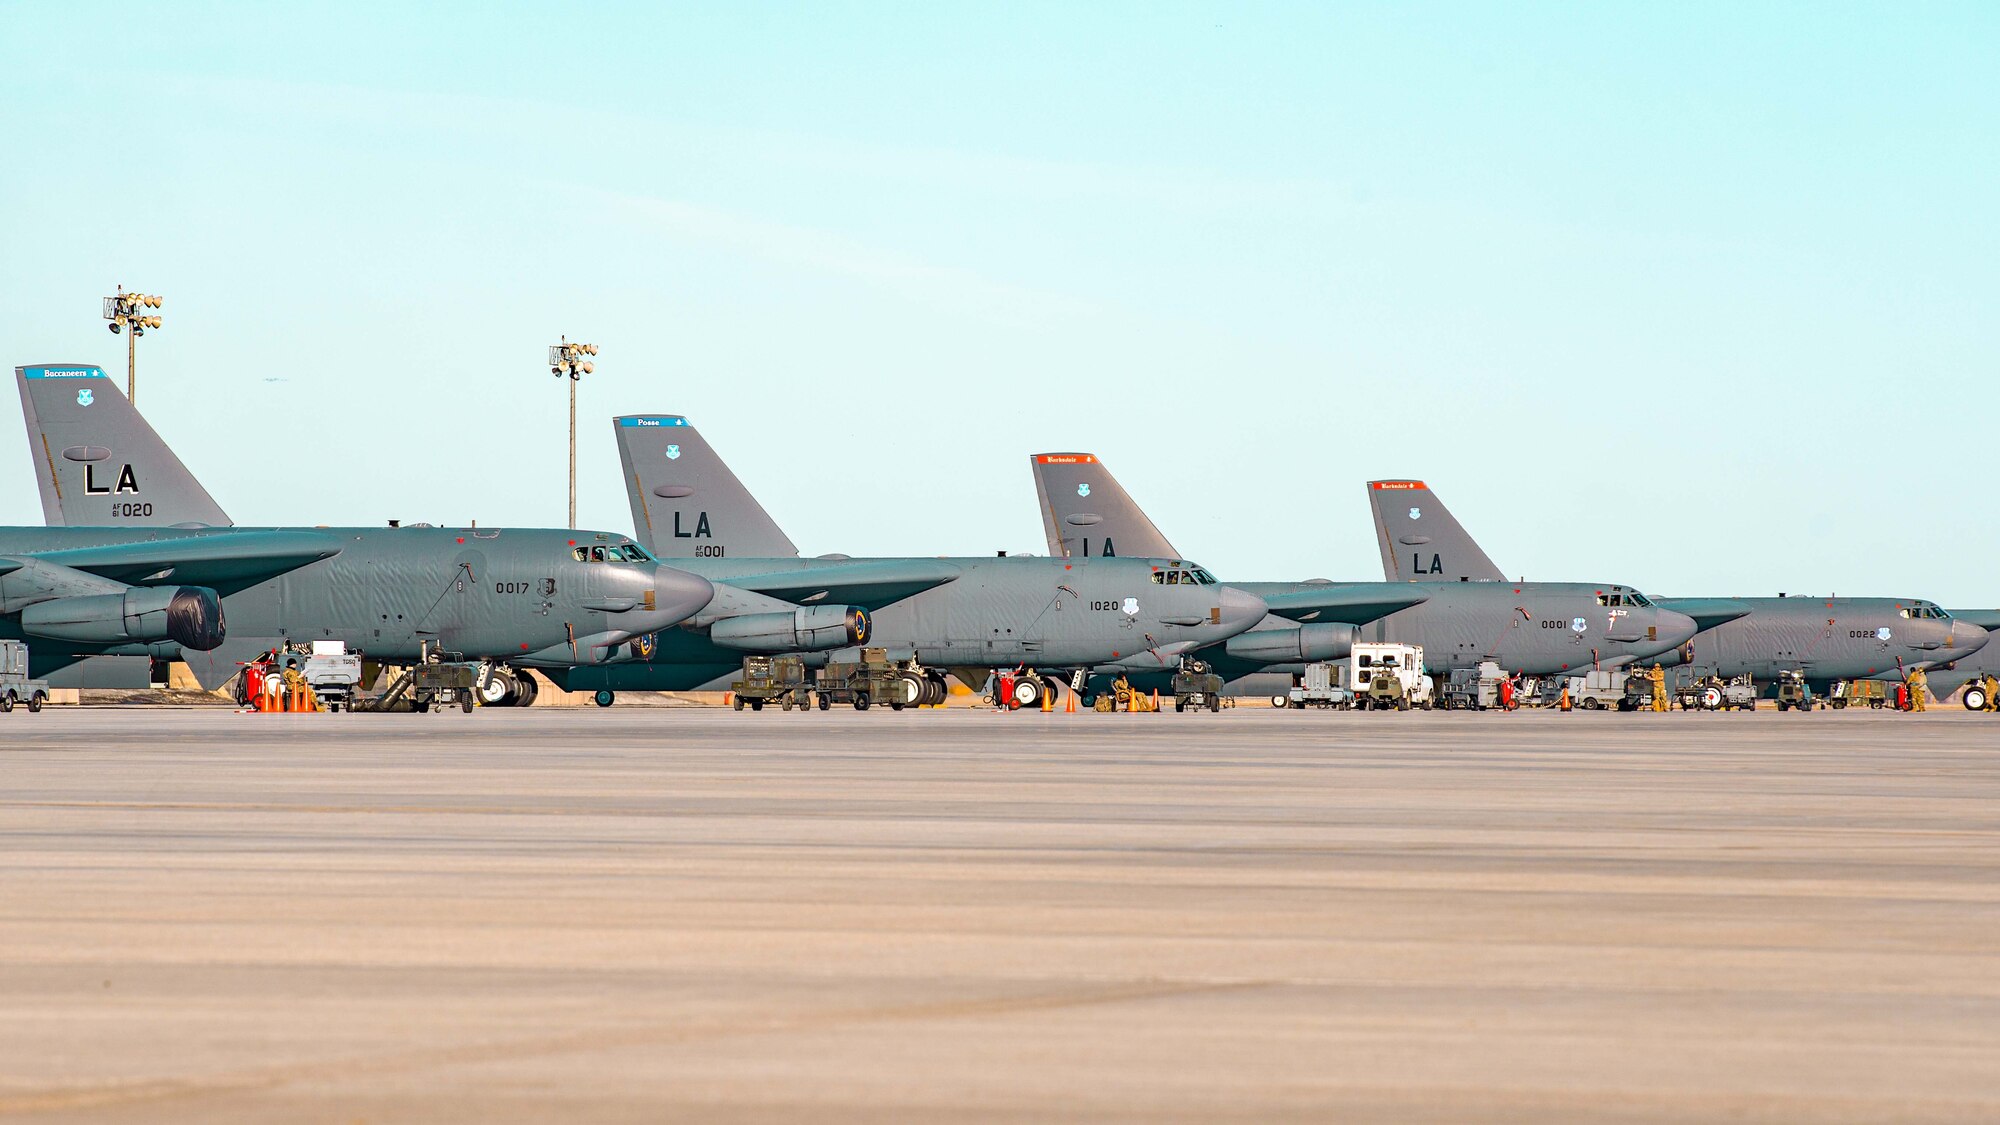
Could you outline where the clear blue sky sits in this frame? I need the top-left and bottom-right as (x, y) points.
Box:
(2, 2), (1994, 599)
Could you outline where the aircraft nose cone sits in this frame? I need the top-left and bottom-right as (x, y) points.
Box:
(1949, 619), (1990, 659)
(648, 565), (716, 631)
(1215, 586), (1267, 637)
(1657, 609), (1700, 650)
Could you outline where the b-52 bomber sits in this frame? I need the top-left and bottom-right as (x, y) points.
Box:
(1365, 480), (1988, 698)
(550, 414), (1274, 707)
(12, 364), (904, 698)
(1029, 457), (1699, 694)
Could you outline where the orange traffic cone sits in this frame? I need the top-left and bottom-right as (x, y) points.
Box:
(1064, 689), (1075, 714)
(1151, 689), (1160, 712)
(1559, 686), (1572, 712)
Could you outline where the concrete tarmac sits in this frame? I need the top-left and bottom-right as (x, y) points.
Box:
(2, 709), (1997, 1123)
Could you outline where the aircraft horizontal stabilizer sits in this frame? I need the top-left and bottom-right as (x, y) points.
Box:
(1260, 585), (1429, 625)
(720, 559), (962, 612)
(29, 530), (343, 593)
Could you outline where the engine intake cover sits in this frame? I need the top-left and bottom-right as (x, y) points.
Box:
(1224, 622), (1357, 664)
(19, 585), (226, 650)
(709, 604), (868, 653)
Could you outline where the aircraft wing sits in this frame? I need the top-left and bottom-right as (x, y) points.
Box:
(718, 559), (961, 611)
(24, 530), (343, 594)
(1259, 584), (1429, 625)
(1656, 598), (1755, 633)
(1946, 608), (2000, 631)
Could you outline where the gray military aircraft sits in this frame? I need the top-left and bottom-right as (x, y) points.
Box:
(12, 364), (895, 698)
(555, 415), (1273, 706)
(1365, 479), (1988, 698)
(1029, 457), (1700, 692)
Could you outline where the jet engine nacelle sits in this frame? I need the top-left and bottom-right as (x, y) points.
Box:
(19, 585), (226, 651)
(1224, 622), (1357, 664)
(708, 604), (868, 653)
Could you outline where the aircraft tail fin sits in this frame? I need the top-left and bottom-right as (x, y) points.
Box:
(614, 415), (798, 559)
(1367, 480), (1505, 583)
(1029, 453), (1179, 560)
(16, 363), (232, 527)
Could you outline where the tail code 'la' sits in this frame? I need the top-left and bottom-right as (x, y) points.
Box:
(1028, 453), (1179, 560)
(16, 363), (232, 528)
(1367, 480), (1504, 583)
(613, 415), (798, 559)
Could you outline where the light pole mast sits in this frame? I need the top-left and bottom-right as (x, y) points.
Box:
(103, 286), (164, 404)
(548, 337), (599, 528)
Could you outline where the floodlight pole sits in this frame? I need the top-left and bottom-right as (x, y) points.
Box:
(568, 375), (578, 528)
(102, 286), (163, 406)
(549, 337), (599, 529)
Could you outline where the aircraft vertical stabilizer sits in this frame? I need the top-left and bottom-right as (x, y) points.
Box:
(15, 363), (232, 528)
(613, 415), (798, 559)
(1028, 453), (1179, 559)
(1367, 480), (1505, 583)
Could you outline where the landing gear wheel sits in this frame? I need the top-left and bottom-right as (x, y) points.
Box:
(1964, 687), (1989, 711)
(516, 673), (539, 707)
(897, 672), (925, 709)
(1271, 695), (1288, 709)
(1010, 678), (1043, 709)
(593, 689), (615, 708)
(479, 671), (518, 707)
(1079, 692), (1097, 709)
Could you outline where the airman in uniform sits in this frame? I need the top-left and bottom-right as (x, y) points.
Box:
(1983, 673), (1999, 712)
(1649, 664), (1668, 712)
(1908, 667), (1928, 712)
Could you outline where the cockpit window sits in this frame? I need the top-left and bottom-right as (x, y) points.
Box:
(1628, 592), (1653, 607)
(1902, 605), (1947, 619)
(1192, 568), (1216, 585)
(575, 544), (652, 563)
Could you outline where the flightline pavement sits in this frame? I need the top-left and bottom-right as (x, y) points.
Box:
(0, 708), (1996, 1123)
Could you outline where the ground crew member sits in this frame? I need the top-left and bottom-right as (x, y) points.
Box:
(1649, 664), (1668, 712)
(1983, 673), (1998, 712)
(1113, 673), (1134, 712)
(281, 665), (311, 712)
(1909, 667), (1928, 712)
